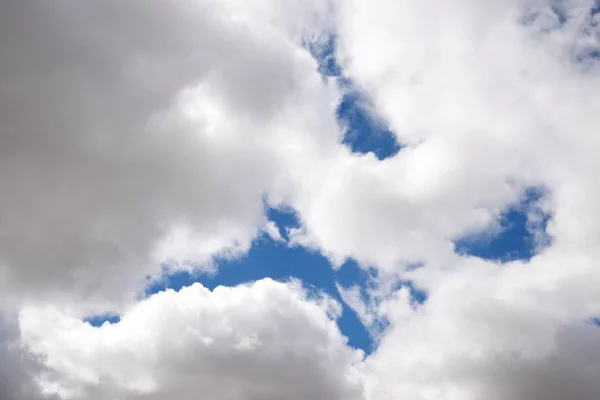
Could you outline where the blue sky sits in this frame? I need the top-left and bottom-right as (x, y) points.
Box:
(87, 38), (549, 356)
(146, 208), (374, 352)
(454, 187), (551, 262)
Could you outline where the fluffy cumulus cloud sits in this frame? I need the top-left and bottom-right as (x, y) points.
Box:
(19, 279), (364, 400)
(3, 0), (600, 399)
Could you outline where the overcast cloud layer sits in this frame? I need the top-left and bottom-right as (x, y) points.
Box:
(2, 0), (600, 399)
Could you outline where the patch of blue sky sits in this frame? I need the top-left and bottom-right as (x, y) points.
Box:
(402, 280), (428, 305)
(338, 93), (401, 160)
(145, 208), (374, 354)
(401, 263), (429, 305)
(307, 35), (401, 160)
(92, 214), (376, 355)
(454, 187), (551, 262)
(84, 314), (120, 327)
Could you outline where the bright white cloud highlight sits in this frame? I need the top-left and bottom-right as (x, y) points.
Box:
(19, 279), (364, 400)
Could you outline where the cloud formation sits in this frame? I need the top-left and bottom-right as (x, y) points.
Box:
(326, 1), (600, 398)
(0, 0), (338, 311)
(19, 279), (364, 400)
(0, 318), (58, 400)
(2, 0), (600, 399)
(287, 0), (600, 270)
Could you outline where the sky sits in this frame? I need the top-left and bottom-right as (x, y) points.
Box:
(2, 1), (600, 400)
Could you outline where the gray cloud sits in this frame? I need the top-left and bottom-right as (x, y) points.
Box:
(0, 0), (337, 312)
(0, 317), (56, 400)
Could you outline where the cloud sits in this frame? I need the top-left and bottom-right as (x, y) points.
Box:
(0, 316), (57, 400)
(19, 279), (364, 400)
(3, 0), (600, 399)
(285, 1), (600, 399)
(280, 0), (600, 271)
(261, 220), (284, 242)
(0, 0), (339, 312)
(363, 248), (600, 400)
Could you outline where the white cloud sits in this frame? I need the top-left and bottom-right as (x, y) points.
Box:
(362, 247), (600, 400)
(19, 279), (364, 400)
(277, 0), (600, 272)
(282, 1), (600, 399)
(262, 220), (284, 242)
